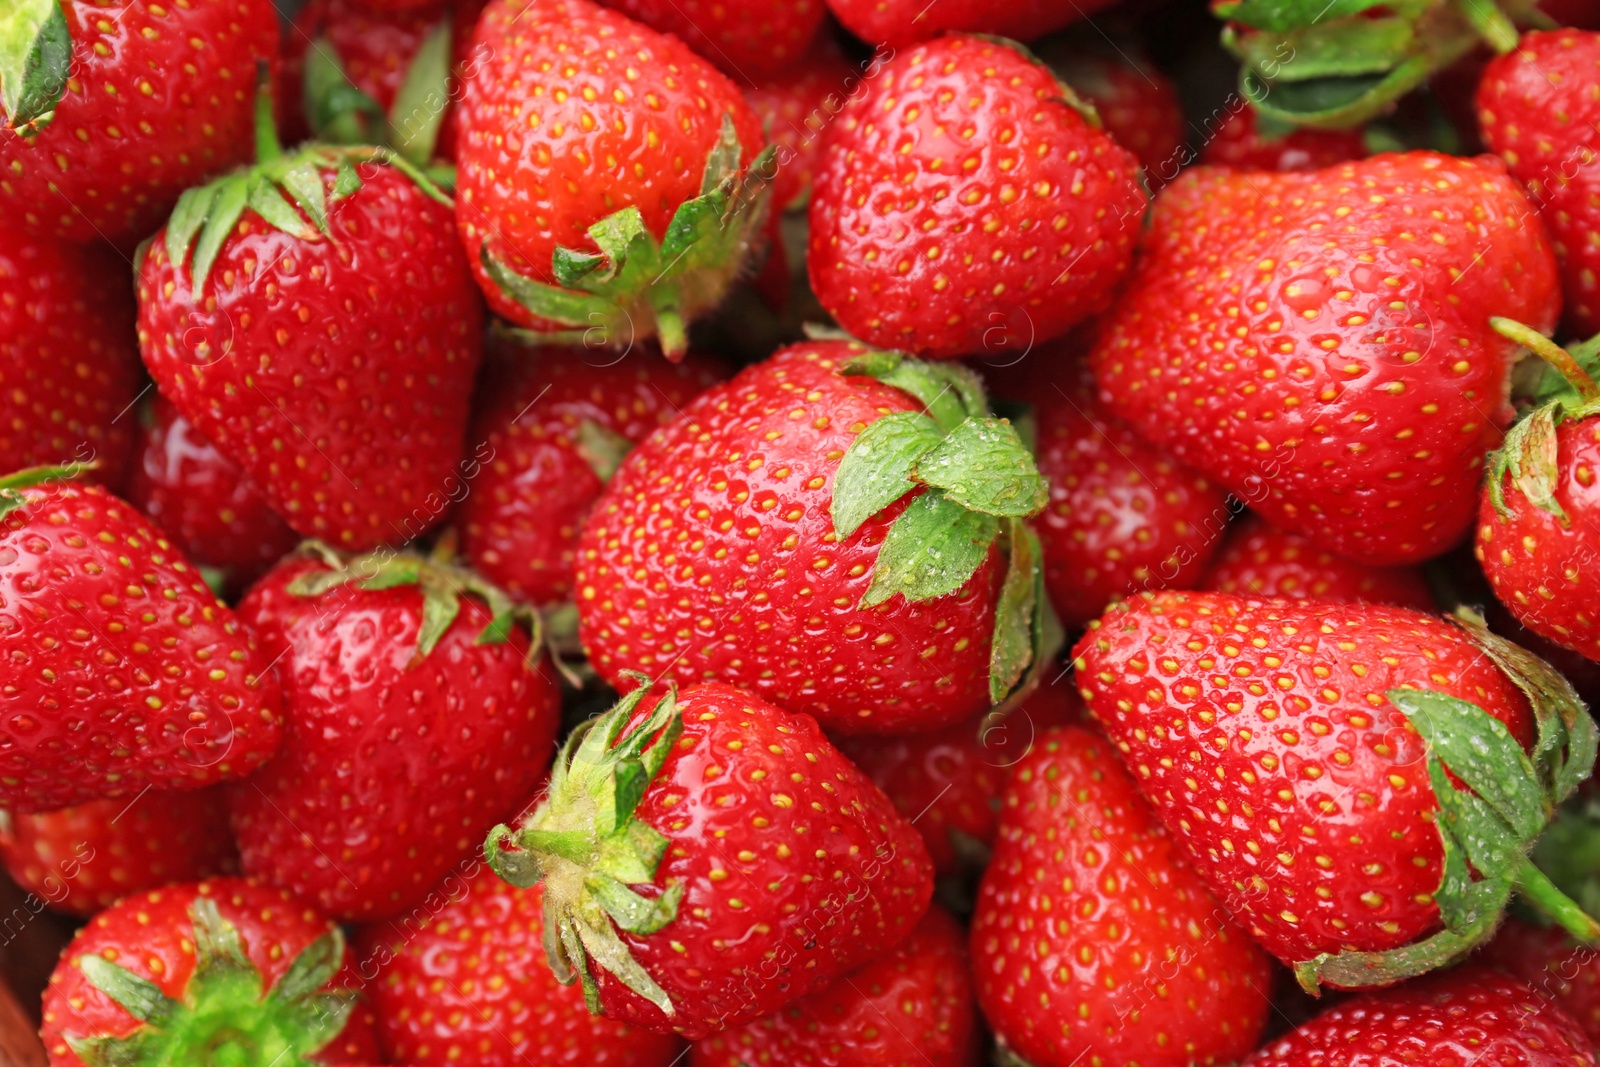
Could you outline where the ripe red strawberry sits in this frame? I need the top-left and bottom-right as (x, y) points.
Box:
(457, 340), (725, 607)
(1478, 30), (1600, 338)
(39, 878), (382, 1066)
(971, 725), (1274, 1067)
(229, 547), (561, 922)
(691, 905), (978, 1067)
(357, 862), (685, 1066)
(127, 396), (298, 594)
(823, 0), (1118, 48)
(1199, 106), (1368, 172)
(1073, 591), (1599, 990)
(808, 34), (1145, 360)
(836, 679), (1084, 876)
(485, 679), (934, 1039)
(744, 37), (858, 217)
(1091, 152), (1560, 565)
(1204, 513), (1435, 610)
(1240, 966), (1592, 1067)
(456, 0), (771, 358)
(1, 231), (141, 491)
(574, 340), (1056, 735)
(1042, 44), (1186, 175)
(1034, 358), (1230, 629)
(1482, 918), (1600, 1042)
(0, 788), (236, 918)
(0, 0), (277, 244)
(1475, 327), (1600, 666)
(0, 470), (284, 812)
(137, 109), (483, 552)
(596, 0), (824, 76)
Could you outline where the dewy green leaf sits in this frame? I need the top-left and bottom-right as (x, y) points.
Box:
(190, 174), (251, 295)
(860, 491), (999, 608)
(0, 0), (68, 132)
(76, 957), (180, 1026)
(915, 417), (1048, 519)
(1215, 0), (1390, 33)
(989, 518), (1040, 704)
(831, 411), (945, 540)
(387, 16), (451, 166)
(838, 351), (970, 433)
(1425, 755), (1524, 884)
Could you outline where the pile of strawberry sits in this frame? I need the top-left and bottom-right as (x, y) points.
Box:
(10, 0), (1600, 1063)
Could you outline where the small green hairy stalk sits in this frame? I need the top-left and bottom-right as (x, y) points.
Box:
(304, 17), (454, 167)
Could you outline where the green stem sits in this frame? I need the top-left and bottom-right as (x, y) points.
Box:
(653, 300), (687, 362)
(253, 60), (282, 164)
(521, 827), (594, 865)
(1516, 855), (1600, 943)
(1492, 317), (1600, 402)
(1456, 0), (1520, 53)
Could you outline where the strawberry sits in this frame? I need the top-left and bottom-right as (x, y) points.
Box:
(836, 678), (1085, 876)
(1034, 357), (1231, 629)
(808, 34), (1145, 360)
(455, 0), (772, 359)
(228, 546), (561, 922)
(0, 469), (284, 812)
(0, 787), (236, 918)
(137, 96), (483, 552)
(456, 339), (725, 607)
(971, 725), (1274, 1067)
(691, 905), (978, 1067)
(39, 877), (381, 1066)
(822, 0), (1119, 48)
(1240, 966), (1592, 1067)
(1199, 106), (1368, 172)
(743, 37), (858, 217)
(484, 679), (934, 1039)
(595, 0), (825, 76)
(1482, 917), (1600, 1043)
(1204, 513), (1436, 610)
(1042, 43), (1186, 175)
(1, 230), (141, 491)
(1090, 152), (1560, 565)
(357, 861), (685, 1066)
(1478, 29), (1600, 338)
(1072, 591), (1600, 990)
(126, 396), (298, 595)
(574, 339), (1057, 735)
(0, 0), (278, 244)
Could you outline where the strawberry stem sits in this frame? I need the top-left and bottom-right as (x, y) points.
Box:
(1515, 855), (1600, 943)
(1456, 0), (1520, 53)
(1492, 317), (1600, 403)
(253, 61), (282, 165)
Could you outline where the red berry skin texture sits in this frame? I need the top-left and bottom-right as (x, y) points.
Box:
(1479, 30), (1600, 337)
(1478, 412), (1600, 661)
(137, 162), (483, 552)
(1072, 592), (1536, 966)
(1240, 966), (1593, 1067)
(1047, 47), (1186, 175)
(1091, 153), (1560, 566)
(1034, 360), (1230, 629)
(0, 232), (141, 491)
(744, 38), (859, 215)
(1205, 514), (1436, 610)
(823, 0), (1119, 48)
(595, 0), (825, 76)
(0, 788), (237, 918)
(457, 343), (725, 607)
(1483, 918), (1600, 1045)
(809, 35), (1146, 360)
(691, 905), (979, 1067)
(1200, 106), (1368, 173)
(0, 0), (278, 245)
(574, 341), (1005, 735)
(357, 864), (686, 1067)
(0, 480), (285, 813)
(455, 0), (766, 331)
(127, 397), (299, 592)
(971, 726), (1274, 1067)
(229, 556), (561, 922)
(39, 878), (381, 1067)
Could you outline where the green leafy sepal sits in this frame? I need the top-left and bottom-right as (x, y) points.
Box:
(1488, 318), (1600, 526)
(1292, 608), (1599, 992)
(0, 0), (69, 134)
(484, 676), (687, 1017)
(0, 463), (90, 520)
(64, 897), (355, 1067)
(303, 15), (453, 166)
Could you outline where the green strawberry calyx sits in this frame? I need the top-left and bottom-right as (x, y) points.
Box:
(479, 115), (777, 362)
(0, 0), (69, 135)
(1294, 608), (1599, 992)
(484, 674), (686, 1017)
(304, 16), (454, 167)
(64, 897), (355, 1067)
(1487, 317), (1600, 527)
(158, 71), (453, 300)
(1213, 0), (1548, 131)
(0, 463), (89, 520)
(286, 541), (543, 664)
(825, 337), (1060, 706)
